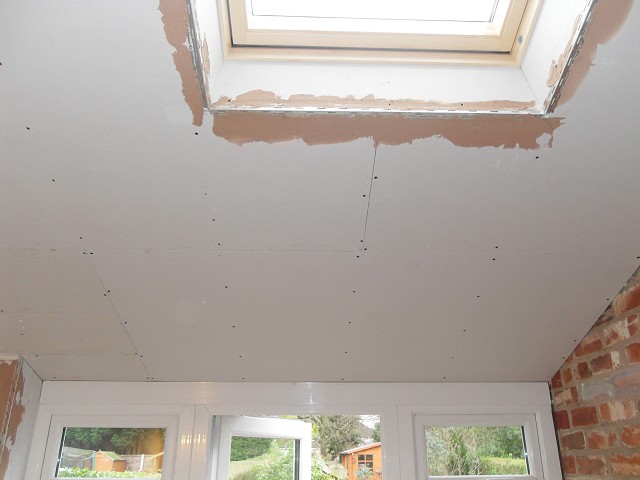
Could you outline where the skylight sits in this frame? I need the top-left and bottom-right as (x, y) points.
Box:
(249, 0), (500, 24)
(225, 0), (532, 55)
(189, 0), (595, 114)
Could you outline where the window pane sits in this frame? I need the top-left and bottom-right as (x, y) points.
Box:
(222, 414), (382, 480)
(56, 427), (165, 478)
(229, 437), (296, 480)
(425, 426), (528, 477)
(251, 0), (500, 23)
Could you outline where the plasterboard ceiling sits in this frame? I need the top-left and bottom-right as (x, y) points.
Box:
(0, 0), (639, 382)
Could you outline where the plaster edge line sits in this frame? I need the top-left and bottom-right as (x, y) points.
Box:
(544, 0), (598, 113)
(185, 0), (211, 112)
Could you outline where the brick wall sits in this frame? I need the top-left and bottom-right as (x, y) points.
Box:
(0, 357), (42, 480)
(550, 275), (640, 479)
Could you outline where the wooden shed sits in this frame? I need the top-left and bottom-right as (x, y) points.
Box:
(94, 450), (126, 472)
(340, 442), (382, 480)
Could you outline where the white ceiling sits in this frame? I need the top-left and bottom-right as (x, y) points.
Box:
(1, 0), (639, 382)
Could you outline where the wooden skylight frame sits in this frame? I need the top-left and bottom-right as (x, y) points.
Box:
(218, 0), (542, 65)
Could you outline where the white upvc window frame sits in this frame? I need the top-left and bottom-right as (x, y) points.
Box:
(27, 404), (195, 480)
(38, 413), (181, 480)
(414, 413), (543, 480)
(213, 416), (312, 480)
(226, 0), (530, 55)
(26, 382), (561, 480)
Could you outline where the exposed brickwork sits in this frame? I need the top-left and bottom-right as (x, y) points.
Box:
(551, 268), (640, 479)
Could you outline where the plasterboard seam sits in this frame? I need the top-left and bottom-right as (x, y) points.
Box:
(83, 253), (153, 380)
(361, 148), (377, 247)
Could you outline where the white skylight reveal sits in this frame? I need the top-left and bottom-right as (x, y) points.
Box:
(188, 0), (597, 114)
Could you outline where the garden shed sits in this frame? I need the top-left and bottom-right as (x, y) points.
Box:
(340, 442), (382, 480)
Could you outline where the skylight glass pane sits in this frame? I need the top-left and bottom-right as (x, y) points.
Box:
(251, 0), (500, 23)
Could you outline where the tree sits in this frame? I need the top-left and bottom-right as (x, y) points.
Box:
(230, 437), (273, 461)
(300, 415), (362, 460)
(371, 423), (381, 443)
(446, 430), (474, 475)
(472, 426), (525, 459)
(63, 428), (164, 455)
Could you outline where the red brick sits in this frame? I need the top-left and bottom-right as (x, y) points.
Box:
(561, 454), (576, 475)
(613, 368), (640, 398)
(577, 362), (591, 379)
(561, 431), (585, 450)
(591, 353), (613, 373)
(571, 406), (599, 427)
(629, 313), (640, 336)
(587, 430), (616, 449)
(576, 455), (607, 475)
(614, 285), (640, 317)
(611, 453), (640, 476)
(626, 343), (640, 364)
(554, 409), (570, 430)
(562, 367), (573, 384)
(595, 309), (614, 326)
(621, 425), (640, 447)
(576, 333), (603, 357)
(599, 399), (637, 422)
(554, 386), (579, 406)
(591, 351), (620, 374)
(551, 371), (563, 389)
(605, 319), (632, 346)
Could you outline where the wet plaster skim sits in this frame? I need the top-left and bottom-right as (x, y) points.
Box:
(549, 0), (633, 107)
(212, 112), (563, 149)
(160, 0), (631, 147)
(159, 0), (205, 126)
(0, 359), (24, 480)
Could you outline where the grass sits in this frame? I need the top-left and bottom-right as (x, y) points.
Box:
(229, 454), (271, 479)
(481, 456), (528, 475)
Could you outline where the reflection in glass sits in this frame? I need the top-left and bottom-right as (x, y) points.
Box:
(56, 427), (165, 478)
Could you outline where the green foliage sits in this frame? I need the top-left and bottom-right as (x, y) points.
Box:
(231, 443), (334, 480)
(301, 415), (362, 460)
(311, 460), (336, 480)
(480, 457), (528, 475)
(371, 423), (381, 443)
(472, 426), (525, 459)
(63, 428), (165, 455)
(57, 467), (160, 478)
(253, 441), (295, 480)
(426, 426), (527, 476)
(230, 437), (274, 461)
(446, 430), (475, 475)
(355, 466), (373, 480)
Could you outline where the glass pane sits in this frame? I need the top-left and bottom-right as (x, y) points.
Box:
(229, 437), (296, 480)
(56, 427), (165, 478)
(227, 414), (382, 480)
(425, 426), (528, 477)
(251, 0), (500, 23)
